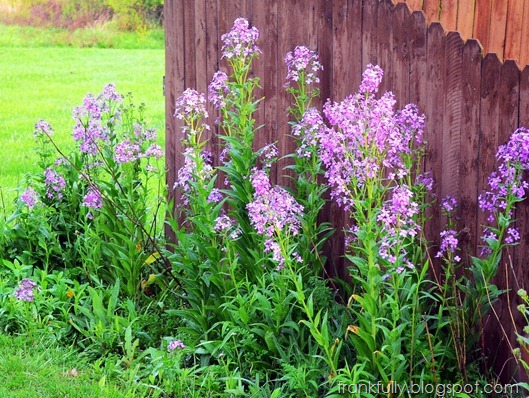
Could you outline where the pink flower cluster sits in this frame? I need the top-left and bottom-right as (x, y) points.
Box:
(246, 169), (304, 270)
(284, 46), (323, 88)
(221, 18), (261, 60)
(72, 84), (122, 156)
(14, 278), (39, 302)
(317, 64), (425, 210)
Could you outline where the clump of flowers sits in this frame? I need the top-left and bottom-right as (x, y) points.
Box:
(292, 108), (325, 158)
(44, 167), (66, 200)
(246, 168), (304, 269)
(168, 340), (186, 351)
(317, 64), (425, 211)
(208, 71), (230, 109)
(20, 188), (38, 210)
(14, 279), (39, 302)
(174, 88), (209, 125)
(72, 84), (123, 156)
(221, 17), (261, 61)
(284, 45), (323, 87)
(479, 127), (529, 223)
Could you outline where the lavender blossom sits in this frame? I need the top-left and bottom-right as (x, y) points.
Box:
(174, 88), (208, 123)
(175, 148), (215, 203)
(436, 230), (459, 258)
(168, 340), (185, 351)
(214, 215), (234, 232)
(221, 18), (261, 60)
(44, 167), (66, 200)
(441, 194), (458, 214)
(415, 172), (434, 192)
(293, 108), (325, 158)
(14, 278), (39, 302)
(318, 66), (425, 211)
(359, 64), (383, 94)
(208, 71), (230, 109)
(207, 188), (223, 204)
(114, 139), (141, 163)
(20, 188), (38, 210)
(82, 186), (103, 210)
(505, 227), (520, 244)
(479, 128), (529, 223)
(34, 120), (54, 137)
(247, 169), (304, 238)
(377, 185), (420, 238)
(72, 88), (120, 156)
(284, 46), (323, 88)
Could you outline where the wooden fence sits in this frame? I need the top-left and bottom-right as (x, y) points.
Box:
(394, 0), (529, 66)
(165, 0), (529, 380)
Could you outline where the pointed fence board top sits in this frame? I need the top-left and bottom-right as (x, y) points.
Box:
(394, 0), (529, 67)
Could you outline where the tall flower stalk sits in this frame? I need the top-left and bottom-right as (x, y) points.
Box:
(317, 64), (435, 386)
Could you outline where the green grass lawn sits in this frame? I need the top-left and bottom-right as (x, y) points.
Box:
(0, 334), (143, 397)
(0, 43), (165, 209)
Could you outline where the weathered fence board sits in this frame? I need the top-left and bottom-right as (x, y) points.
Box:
(165, 0), (529, 380)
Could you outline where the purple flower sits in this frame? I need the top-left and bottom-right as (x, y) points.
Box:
(20, 188), (38, 210)
(207, 188), (223, 204)
(318, 66), (424, 210)
(284, 46), (323, 88)
(436, 230), (459, 258)
(441, 195), (458, 214)
(168, 340), (185, 351)
(258, 143), (278, 167)
(34, 120), (54, 137)
(377, 185), (420, 238)
(415, 172), (434, 192)
(293, 108), (325, 158)
(175, 148), (215, 203)
(214, 215), (234, 232)
(264, 239), (285, 270)
(114, 139), (141, 163)
(72, 86), (121, 156)
(82, 186), (102, 210)
(505, 227), (520, 244)
(14, 278), (39, 302)
(479, 128), (529, 223)
(221, 18), (261, 60)
(144, 144), (163, 159)
(44, 167), (66, 200)
(174, 88), (208, 122)
(247, 169), (304, 239)
(359, 64), (383, 94)
(208, 71), (230, 109)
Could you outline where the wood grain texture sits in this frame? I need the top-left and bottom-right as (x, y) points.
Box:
(489, 0), (508, 56)
(458, 39), (482, 266)
(504, 0), (524, 62)
(439, 0), (457, 31)
(456, 0), (475, 39)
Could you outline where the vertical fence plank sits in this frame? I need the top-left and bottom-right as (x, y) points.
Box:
(376, 0), (394, 94)
(332, 0), (362, 100)
(489, 0), (508, 58)
(393, 3), (411, 106)
(521, 0), (529, 67)
(164, 0), (186, 230)
(441, 31), (463, 209)
(362, 0), (380, 68)
(424, 22), (446, 245)
(408, 11), (428, 111)
(473, 0), (492, 55)
(423, 0), (440, 22)
(491, 58), (521, 381)
(439, 0), (457, 31)
(477, 54), (502, 369)
(456, 0), (475, 40)
(458, 39), (482, 266)
(504, 0), (524, 61)
(252, 1), (279, 183)
(204, 0), (220, 163)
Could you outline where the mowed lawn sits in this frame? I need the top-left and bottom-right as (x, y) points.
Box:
(0, 46), (165, 207)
